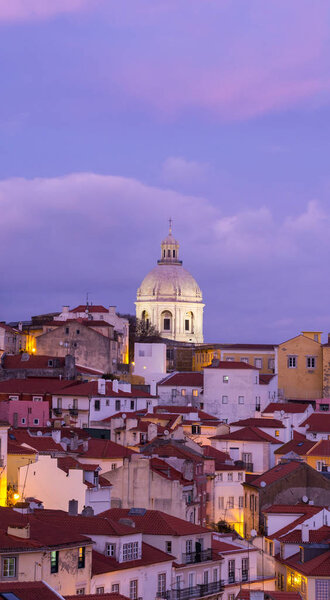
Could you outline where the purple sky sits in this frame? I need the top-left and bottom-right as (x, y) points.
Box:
(1, 0), (330, 343)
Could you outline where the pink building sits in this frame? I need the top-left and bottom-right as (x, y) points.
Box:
(0, 399), (49, 428)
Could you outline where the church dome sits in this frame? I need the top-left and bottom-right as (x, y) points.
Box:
(137, 263), (202, 301)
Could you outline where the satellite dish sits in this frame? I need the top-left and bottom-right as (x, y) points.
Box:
(260, 481), (266, 488)
(46, 421), (51, 427)
(37, 431), (42, 437)
(122, 413), (127, 420)
(302, 495), (308, 503)
(59, 341), (63, 346)
(250, 529), (257, 537)
(164, 429), (169, 435)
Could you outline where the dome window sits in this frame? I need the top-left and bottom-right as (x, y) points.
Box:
(162, 310), (172, 331)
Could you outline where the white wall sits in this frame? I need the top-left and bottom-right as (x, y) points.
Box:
(133, 342), (167, 384)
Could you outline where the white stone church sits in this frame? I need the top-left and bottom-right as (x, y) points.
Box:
(135, 224), (204, 343)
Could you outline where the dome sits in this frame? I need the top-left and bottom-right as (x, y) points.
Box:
(137, 263), (203, 302)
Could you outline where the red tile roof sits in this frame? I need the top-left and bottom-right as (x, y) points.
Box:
(306, 439), (330, 456)
(212, 538), (252, 553)
(92, 543), (173, 574)
(236, 591), (302, 600)
(279, 525), (330, 544)
(263, 402), (310, 414)
(274, 439), (316, 455)
(150, 457), (192, 484)
(300, 413), (330, 433)
(79, 438), (136, 459)
(245, 461), (302, 488)
(60, 380), (155, 398)
(263, 503), (323, 515)
(259, 374), (276, 384)
(57, 456), (101, 474)
(202, 445), (231, 467)
(0, 378), (73, 394)
(0, 581), (64, 600)
(66, 594), (130, 600)
(72, 305), (108, 313)
(277, 548), (330, 577)
(7, 440), (37, 455)
(33, 509), (136, 536)
(205, 361), (259, 370)
(211, 426), (280, 444)
(0, 323), (19, 333)
(2, 354), (66, 369)
(158, 372), (203, 387)
(8, 430), (63, 453)
(143, 441), (202, 462)
(100, 508), (209, 536)
(230, 418), (284, 428)
(155, 406), (219, 421)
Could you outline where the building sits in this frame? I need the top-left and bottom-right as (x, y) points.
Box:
(203, 362), (278, 422)
(0, 323), (24, 357)
(277, 332), (323, 400)
(136, 224), (204, 343)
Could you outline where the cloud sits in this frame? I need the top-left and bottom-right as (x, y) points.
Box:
(161, 157), (210, 187)
(0, 0), (94, 22)
(1, 172), (330, 342)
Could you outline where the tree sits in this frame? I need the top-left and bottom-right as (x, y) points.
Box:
(118, 314), (161, 363)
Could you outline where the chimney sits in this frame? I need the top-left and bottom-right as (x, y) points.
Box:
(250, 592), (265, 600)
(98, 378), (106, 395)
(150, 381), (157, 396)
(108, 306), (116, 316)
(302, 523), (309, 543)
(81, 506), (94, 517)
(68, 499), (78, 516)
(112, 379), (119, 393)
(82, 439), (89, 452)
(62, 305), (70, 314)
(7, 524), (30, 539)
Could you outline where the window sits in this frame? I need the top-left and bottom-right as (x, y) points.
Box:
(317, 461), (325, 471)
(306, 356), (316, 369)
(203, 570), (209, 584)
(238, 472), (243, 481)
(192, 389), (199, 397)
(191, 425), (201, 434)
(275, 430), (280, 437)
(28, 408), (32, 414)
(223, 376), (229, 383)
(238, 396), (244, 404)
(173, 250), (176, 258)
(33, 396), (42, 402)
(186, 539), (193, 554)
(228, 559), (235, 583)
(288, 356), (297, 368)
(50, 551), (59, 573)
(256, 396), (261, 411)
(157, 573), (166, 595)
(106, 543), (115, 556)
(167, 249), (171, 257)
(226, 357), (234, 362)
(165, 541), (172, 553)
(21, 418), (26, 425)
(2, 557), (16, 578)
(78, 546), (85, 569)
(185, 319), (190, 331)
(239, 496), (244, 508)
(181, 389), (186, 396)
(163, 318), (171, 331)
(213, 568), (218, 582)
(320, 403), (329, 411)
(254, 358), (262, 369)
(228, 496), (234, 508)
(65, 327), (69, 334)
(316, 580), (329, 599)
(268, 358), (275, 369)
(130, 400), (135, 410)
(111, 463), (117, 470)
(112, 584), (120, 593)
(227, 472), (233, 481)
(48, 359), (54, 367)
(33, 419), (39, 425)
(115, 400), (120, 411)
(57, 398), (62, 409)
(76, 589), (85, 595)
(94, 399), (100, 411)
(106, 399), (109, 406)
(218, 473), (223, 482)
(129, 579), (138, 600)
(218, 497), (224, 509)
(123, 542), (139, 561)
(240, 357), (249, 363)
(222, 395), (228, 404)
(242, 557), (249, 580)
(96, 588), (104, 595)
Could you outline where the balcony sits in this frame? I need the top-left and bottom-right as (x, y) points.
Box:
(242, 569), (249, 582)
(53, 408), (62, 416)
(158, 580), (224, 600)
(228, 571), (235, 584)
(182, 548), (213, 564)
(243, 462), (253, 472)
(69, 408), (78, 416)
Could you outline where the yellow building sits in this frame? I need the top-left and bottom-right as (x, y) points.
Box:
(278, 332), (323, 400)
(306, 440), (330, 472)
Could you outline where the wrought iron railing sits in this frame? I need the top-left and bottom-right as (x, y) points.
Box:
(182, 548), (212, 564)
(157, 580), (224, 599)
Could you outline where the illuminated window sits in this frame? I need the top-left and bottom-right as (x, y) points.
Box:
(78, 547), (85, 569)
(192, 389), (199, 397)
(275, 430), (280, 437)
(181, 389), (186, 396)
(223, 376), (229, 383)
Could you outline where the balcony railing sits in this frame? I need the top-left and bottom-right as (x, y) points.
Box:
(158, 580), (224, 600)
(182, 548), (213, 564)
(242, 569), (249, 581)
(228, 571), (235, 584)
(53, 408), (62, 416)
(69, 408), (78, 416)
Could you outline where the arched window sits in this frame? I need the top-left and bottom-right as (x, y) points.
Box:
(184, 311), (194, 333)
(141, 310), (150, 328)
(161, 310), (172, 332)
(173, 249), (176, 258)
(167, 249), (171, 257)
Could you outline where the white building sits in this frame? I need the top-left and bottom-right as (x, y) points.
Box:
(133, 342), (167, 385)
(203, 361), (278, 422)
(156, 371), (203, 406)
(136, 224), (204, 343)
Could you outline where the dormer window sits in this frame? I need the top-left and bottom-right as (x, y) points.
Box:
(123, 541), (139, 561)
(106, 542), (116, 557)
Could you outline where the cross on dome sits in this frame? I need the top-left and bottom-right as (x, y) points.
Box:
(159, 221), (181, 265)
